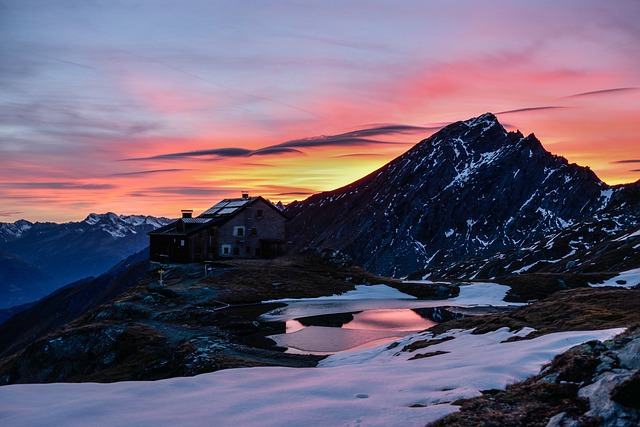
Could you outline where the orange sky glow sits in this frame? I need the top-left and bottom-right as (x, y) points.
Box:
(1, 1), (638, 222)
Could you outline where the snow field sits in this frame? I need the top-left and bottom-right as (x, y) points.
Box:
(0, 326), (624, 427)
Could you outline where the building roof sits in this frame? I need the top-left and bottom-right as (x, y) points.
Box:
(149, 195), (285, 237)
(181, 218), (212, 224)
(200, 197), (256, 218)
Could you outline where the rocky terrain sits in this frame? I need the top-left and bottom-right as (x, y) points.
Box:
(426, 289), (640, 427)
(0, 250), (454, 384)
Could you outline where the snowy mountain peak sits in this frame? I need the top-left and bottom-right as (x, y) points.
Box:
(286, 113), (620, 277)
(82, 213), (172, 238)
(0, 219), (34, 242)
(463, 112), (501, 132)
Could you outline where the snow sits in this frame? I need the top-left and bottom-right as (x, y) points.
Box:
(613, 228), (640, 242)
(589, 267), (640, 288)
(0, 327), (623, 427)
(262, 282), (520, 323)
(599, 188), (614, 207)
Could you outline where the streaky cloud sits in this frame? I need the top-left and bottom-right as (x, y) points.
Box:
(110, 168), (191, 177)
(565, 87), (639, 98)
(125, 124), (426, 162)
(612, 159), (640, 164)
(143, 187), (231, 197)
(496, 106), (565, 115)
(334, 153), (385, 158)
(337, 124), (440, 138)
(0, 210), (24, 217)
(1, 182), (116, 190)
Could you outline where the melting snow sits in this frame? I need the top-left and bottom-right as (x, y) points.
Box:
(590, 267), (640, 288)
(0, 327), (623, 427)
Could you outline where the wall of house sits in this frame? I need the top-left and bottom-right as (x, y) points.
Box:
(216, 199), (286, 259)
(150, 234), (190, 263)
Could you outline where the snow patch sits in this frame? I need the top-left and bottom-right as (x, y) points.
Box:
(0, 328), (623, 427)
(590, 267), (640, 288)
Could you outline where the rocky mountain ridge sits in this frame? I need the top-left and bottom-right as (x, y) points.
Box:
(0, 213), (172, 309)
(286, 113), (636, 278)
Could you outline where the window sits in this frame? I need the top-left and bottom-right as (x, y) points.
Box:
(251, 227), (257, 236)
(256, 209), (264, 218)
(233, 226), (245, 237)
(180, 240), (185, 247)
(220, 245), (232, 256)
(233, 247), (240, 255)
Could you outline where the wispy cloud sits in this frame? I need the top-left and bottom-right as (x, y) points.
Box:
(611, 160), (640, 164)
(496, 106), (566, 115)
(125, 147), (301, 161)
(110, 169), (192, 177)
(0, 182), (116, 190)
(125, 124), (426, 161)
(0, 210), (24, 218)
(565, 87), (639, 98)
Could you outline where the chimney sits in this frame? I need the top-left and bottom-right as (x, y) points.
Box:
(181, 210), (193, 219)
(241, 192), (250, 199)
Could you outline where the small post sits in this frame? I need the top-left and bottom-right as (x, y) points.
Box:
(158, 268), (164, 285)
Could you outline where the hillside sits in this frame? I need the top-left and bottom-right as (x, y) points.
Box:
(0, 213), (171, 308)
(286, 113), (637, 278)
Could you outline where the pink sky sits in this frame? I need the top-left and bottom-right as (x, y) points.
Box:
(1, 1), (639, 222)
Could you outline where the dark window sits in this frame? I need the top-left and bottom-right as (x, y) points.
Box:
(233, 247), (240, 255)
(251, 227), (257, 236)
(256, 209), (264, 218)
(255, 248), (262, 257)
(235, 226), (245, 237)
(246, 245), (251, 254)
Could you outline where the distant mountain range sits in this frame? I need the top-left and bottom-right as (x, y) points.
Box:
(0, 213), (171, 308)
(286, 113), (640, 278)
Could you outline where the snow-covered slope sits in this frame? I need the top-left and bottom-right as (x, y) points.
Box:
(287, 113), (623, 277)
(0, 327), (622, 427)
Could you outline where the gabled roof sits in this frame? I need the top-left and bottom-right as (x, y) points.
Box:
(149, 195), (285, 236)
(199, 196), (286, 220)
(200, 197), (256, 218)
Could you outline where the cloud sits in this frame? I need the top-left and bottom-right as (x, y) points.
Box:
(125, 147), (301, 161)
(496, 106), (566, 115)
(110, 168), (191, 177)
(141, 187), (230, 197)
(334, 153), (386, 158)
(0, 182), (116, 190)
(0, 210), (24, 217)
(125, 123), (426, 161)
(565, 87), (639, 98)
(611, 160), (640, 164)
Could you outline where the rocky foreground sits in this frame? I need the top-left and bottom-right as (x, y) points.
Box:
(427, 288), (640, 426)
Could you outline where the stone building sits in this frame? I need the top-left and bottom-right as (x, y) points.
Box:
(149, 194), (287, 263)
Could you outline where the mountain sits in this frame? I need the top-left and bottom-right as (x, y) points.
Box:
(0, 213), (172, 309)
(427, 182), (640, 279)
(286, 113), (634, 277)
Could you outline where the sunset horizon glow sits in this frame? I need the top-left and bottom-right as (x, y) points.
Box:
(2, 1), (639, 223)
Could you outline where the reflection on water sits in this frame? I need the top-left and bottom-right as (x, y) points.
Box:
(272, 309), (437, 355)
(344, 309), (436, 331)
